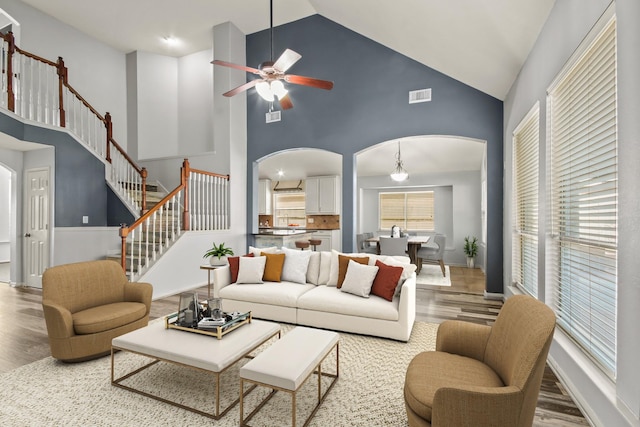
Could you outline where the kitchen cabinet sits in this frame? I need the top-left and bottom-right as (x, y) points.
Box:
(258, 179), (272, 215)
(311, 230), (342, 252)
(305, 176), (340, 214)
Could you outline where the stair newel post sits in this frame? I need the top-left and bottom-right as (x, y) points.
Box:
(141, 167), (148, 214)
(182, 158), (190, 231)
(4, 32), (15, 112)
(56, 57), (67, 127)
(105, 112), (112, 163)
(119, 223), (129, 273)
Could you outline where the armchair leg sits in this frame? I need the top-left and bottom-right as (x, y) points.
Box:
(439, 260), (446, 277)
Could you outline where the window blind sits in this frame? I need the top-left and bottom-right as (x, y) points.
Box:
(512, 105), (539, 297)
(379, 191), (434, 231)
(547, 16), (617, 376)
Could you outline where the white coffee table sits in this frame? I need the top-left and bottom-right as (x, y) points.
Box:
(111, 318), (280, 419)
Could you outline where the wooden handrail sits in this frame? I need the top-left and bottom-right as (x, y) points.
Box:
(14, 45), (58, 67)
(64, 82), (106, 121)
(108, 136), (144, 174)
(120, 182), (185, 239)
(189, 168), (230, 180)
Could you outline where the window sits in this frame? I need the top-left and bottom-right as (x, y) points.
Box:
(512, 104), (539, 297)
(547, 14), (617, 376)
(274, 192), (305, 227)
(379, 191), (434, 231)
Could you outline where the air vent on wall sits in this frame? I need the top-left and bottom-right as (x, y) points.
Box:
(409, 88), (432, 104)
(266, 110), (281, 123)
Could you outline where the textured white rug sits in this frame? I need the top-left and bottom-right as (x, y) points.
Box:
(416, 264), (452, 288)
(0, 322), (438, 426)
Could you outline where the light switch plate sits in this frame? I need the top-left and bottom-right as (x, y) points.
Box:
(82, 216), (89, 224)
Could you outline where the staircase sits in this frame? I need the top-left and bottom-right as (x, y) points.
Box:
(0, 32), (231, 281)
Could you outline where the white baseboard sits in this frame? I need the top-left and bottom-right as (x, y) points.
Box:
(483, 290), (504, 301)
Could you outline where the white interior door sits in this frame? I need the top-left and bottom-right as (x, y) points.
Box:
(24, 168), (49, 288)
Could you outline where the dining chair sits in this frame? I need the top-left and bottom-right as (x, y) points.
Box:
(356, 233), (377, 254)
(417, 234), (446, 276)
(379, 236), (409, 256)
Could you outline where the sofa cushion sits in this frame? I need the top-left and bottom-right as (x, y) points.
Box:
(249, 246), (278, 257)
(337, 254), (370, 288)
(281, 247), (313, 284)
(371, 260), (404, 301)
(237, 256), (267, 284)
(297, 286), (399, 321)
(219, 282), (316, 308)
(317, 251), (332, 285)
(73, 301), (147, 335)
(404, 351), (504, 422)
(261, 252), (285, 282)
(340, 260), (378, 297)
(328, 250), (361, 287)
(228, 253), (254, 283)
(306, 251), (321, 285)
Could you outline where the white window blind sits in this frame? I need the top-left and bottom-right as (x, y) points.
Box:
(512, 105), (539, 297)
(379, 191), (434, 231)
(547, 15), (617, 376)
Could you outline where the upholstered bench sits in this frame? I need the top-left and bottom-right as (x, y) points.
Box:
(239, 327), (339, 426)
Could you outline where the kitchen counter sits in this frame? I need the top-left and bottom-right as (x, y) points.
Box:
(253, 230), (317, 250)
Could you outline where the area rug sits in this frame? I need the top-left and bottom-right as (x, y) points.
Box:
(415, 264), (451, 288)
(0, 321), (438, 426)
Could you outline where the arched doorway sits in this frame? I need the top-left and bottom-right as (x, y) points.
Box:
(0, 163), (13, 284)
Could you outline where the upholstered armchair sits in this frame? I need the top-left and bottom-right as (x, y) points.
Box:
(42, 260), (153, 362)
(404, 295), (556, 427)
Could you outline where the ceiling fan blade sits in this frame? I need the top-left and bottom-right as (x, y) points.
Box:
(211, 59), (260, 74)
(273, 49), (302, 73)
(223, 79), (260, 97)
(284, 74), (334, 90)
(279, 94), (294, 110)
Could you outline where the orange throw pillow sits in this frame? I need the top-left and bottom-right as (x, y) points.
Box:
(261, 251), (286, 282)
(371, 260), (404, 301)
(337, 254), (369, 288)
(228, 253), (254, 283)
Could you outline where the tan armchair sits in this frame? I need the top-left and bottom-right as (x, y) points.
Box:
(42, 260), (153, 362)
(404, 295), (556, 427)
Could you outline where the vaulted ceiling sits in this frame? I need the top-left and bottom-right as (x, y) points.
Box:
(19, 0), (555, 100)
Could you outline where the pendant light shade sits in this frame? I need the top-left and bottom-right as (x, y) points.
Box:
(390, 142), (409, 182)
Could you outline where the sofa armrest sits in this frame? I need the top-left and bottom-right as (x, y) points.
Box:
(436, 320), (492, 361)
(124, 281), (153, 315)
(212, 265), (232, 298)
(42, 300), (74, 339)
(397, 273), (416, 333)
(432, 385), (523, 426)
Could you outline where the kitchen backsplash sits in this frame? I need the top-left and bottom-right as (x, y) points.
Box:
(306, 215), (340, 230)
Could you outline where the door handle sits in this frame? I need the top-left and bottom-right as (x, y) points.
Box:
(24, 233), (31, 237)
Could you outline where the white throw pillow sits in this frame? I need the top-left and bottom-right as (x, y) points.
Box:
(280, 247), (313, 284)
(248, 246), (278, 257)
(317, 251), (332, 286)
(340, 260), (379, 298)
(236, 256), (267, 284)
(306, 251), (321, 285)
(327, 249), (361, 287)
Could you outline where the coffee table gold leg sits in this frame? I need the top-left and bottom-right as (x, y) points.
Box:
(240, 379), (244, 426)
(292, 391), (296, 427)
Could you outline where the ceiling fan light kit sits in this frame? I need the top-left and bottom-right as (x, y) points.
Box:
(211, 0), (333, 111)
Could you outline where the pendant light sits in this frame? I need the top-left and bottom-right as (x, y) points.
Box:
(390, 142), (409, 182)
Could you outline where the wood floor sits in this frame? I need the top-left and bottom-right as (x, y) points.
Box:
(0, 266), (589, 426)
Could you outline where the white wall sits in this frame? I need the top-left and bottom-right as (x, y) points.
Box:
(0, 165), (11, 262)
(135, 51), (179, 160)
(53, 227), (121, 265)
(0, 148), (22, 285)
(504, 1), (640, 425)
(358, 170), (482, 267)
(0, 0), (127, 146)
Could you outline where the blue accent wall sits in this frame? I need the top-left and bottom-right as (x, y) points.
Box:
(0, 111), (133, 227)
(245, 15), (504, 292)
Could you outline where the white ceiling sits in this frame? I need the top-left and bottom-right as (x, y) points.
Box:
(18, 0), (555, 100)
(258, 136), (485, 180)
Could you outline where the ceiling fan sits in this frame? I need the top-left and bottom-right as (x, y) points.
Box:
(211, 0), (333, 110)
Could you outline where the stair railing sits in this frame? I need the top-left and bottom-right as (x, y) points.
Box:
(0, 32), (147, 214)
(119, 159), (230, 280)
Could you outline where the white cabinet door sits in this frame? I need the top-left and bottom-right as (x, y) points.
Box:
(258, 179), (272, 215)
(305, 177), (320, 213)
(305, 176), (339, 214)
(312, 231), (332, 252)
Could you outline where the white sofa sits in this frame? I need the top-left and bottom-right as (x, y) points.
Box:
(212, 250), (417, 341)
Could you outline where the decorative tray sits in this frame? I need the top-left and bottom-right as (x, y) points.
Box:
(164, 311), (252, 339)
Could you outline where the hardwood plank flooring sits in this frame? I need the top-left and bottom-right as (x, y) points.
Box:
(0, 267), (589, 426)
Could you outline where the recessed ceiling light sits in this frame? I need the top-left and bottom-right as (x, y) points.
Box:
(277, 169), (285, 177)
(162, 36), (179, 47)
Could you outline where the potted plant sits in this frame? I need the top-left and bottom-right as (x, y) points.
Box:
(203, 242), (234, 266)
(463, 236), (478, 269)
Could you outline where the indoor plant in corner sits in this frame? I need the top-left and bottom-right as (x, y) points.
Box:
(204, 242), (234, 266)
(463, 236), (478, 269)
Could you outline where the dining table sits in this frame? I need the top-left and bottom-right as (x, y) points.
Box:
(364, 235), (431, 273)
